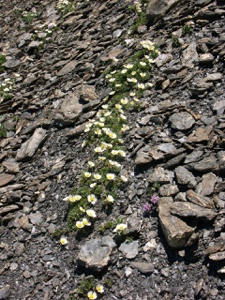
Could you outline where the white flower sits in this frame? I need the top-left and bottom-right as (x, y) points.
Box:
(120, 114), (127, 120)
(130, 92), (136, 97)
(90, 183), (97, 188)
(93, 174), (102, 180)
(63, 195), (81, 202)
(131, 71), (136, 75)
(138, 83), (145, 89)
(118, 150), (126, 157)
(109, 132), (117, 139)
(115, 84), (121, 87)
(140, 72), (146, 77)
(109, 91), (115, 95)
(106, 173), (115, 180)
(140, 62), (146, 67)
(88, 161), (95, 167)
(121, 175), (128, 182)
(111, 150), (119, 155)
(102, 104), (108, 109)
(88, 194), (97, 205)
(121, 124), (129, 132)
(83, 218), (91, 226)
(81, 140), (87, 147)
(104, 110), (112, 116)
(146, 82), (153, 88)
(60, 237), (68, 245)
(76, 221), (84, 229)
(80, 207), (86, 212)
(86, 209), (97, 218)
(124, 63), (133, 69)
(121, 69), (127, 74)
(113, 223), (127, 232)
(94, 146), (104, 153)
(99, 117), (105, 123)
(115, 104), (122, 109)
(87, 291), (97, 300)
(84, 172), (92, 178)
(133, 97), (139, 102)
(94, 129), (102, 135)
(96, 284), (104, 293)
(106, 195), (114, 203)
(121, 98), (128, 105)
(127, 77), (137, 83)
(98, 156), (106, 161)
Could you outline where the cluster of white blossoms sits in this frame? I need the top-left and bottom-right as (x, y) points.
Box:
(87, 284), (104, 299)
(57, 0), (69, 10)
(0, 74), (21, 97)
(62, 39), (158, 239)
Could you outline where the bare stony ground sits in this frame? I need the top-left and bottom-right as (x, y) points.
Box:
(0, 0), (225, 299)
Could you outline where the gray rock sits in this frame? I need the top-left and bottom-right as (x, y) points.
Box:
(169, 112), (195, 130)
(148, 167), (174, 183)
(81, 84), (98, 102)
(0, 205), (19, 215)
(182, 42), (198, 68)
(3, 59), (21, 69)
(209, 251), (225, 261)
(29, 212), (44, 226)
(184, 150), (204, 164)
(155, 54), (173, 68)
(27, 40), (43, 51)
(213, 100), (225, 115)
(199, 53), (214, 63)
(16, 128), (47, 161)
(159, 184), (179, 196)
(135, 145), (153, 165)
(2, 159), (20, 173)
(130, 261), (154, 274)
(186, 190), (214, 208)
(54, 92), (83, 125)
(0, 173), (15, 187)
(189, 155), (218, 172)
(175, 166), (197, 188)
(77, 236), (116, 271)
(57, 60), (78, 76)
(197, 173), (217, 196)
(171, 202), (217, 221)
(146, 0), (181, 22)
(0, 285), (10, 299)
(125, 214), (142, 235)
(158, 197), (195, 248)
(119, 241), (139, 259)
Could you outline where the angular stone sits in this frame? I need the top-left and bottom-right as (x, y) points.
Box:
(159, 184), (179, 196)
(130, 262), (154, 274)
(135, 145), (153, 165)
(146, 0), (181, 22)
(16, 128), (47, 161)
(189, 155), (218, 172)
(77, 236), (116, 271)
(54, 92), (83, 125)
(148, 167), (174, 184)
(57, 60), (78, 76)
(199, 53), (214, 63)
(209, 251), (225, 261)
(169, 112), (195, 130)
(171, 202), (217, 221)
(184, 150), (204, 164)
(81, 84), (98, 102)
(175, 166), (197, 188)
(119, 241), (139, 259)
(0, 173), (15, 187)
(0, 205), (19, 215)
(186, 190), (214, 208)
(182, 42), (198, 68)
(213, 100), (225, 115)
(187, 126), (212, 143)
(29, 212), (44, 226)
(0, 285), (10, 299)
(205, 73), (222, 81)
(197, 173), (217, 196)
(158, 197), (195, 248)
(2, 159), (20, 173)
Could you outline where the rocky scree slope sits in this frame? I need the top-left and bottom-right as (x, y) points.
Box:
(0, 0), (225, 299)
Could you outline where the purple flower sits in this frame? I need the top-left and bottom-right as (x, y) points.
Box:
(150, 194), (160, 204)
(143, 202), (152, 214)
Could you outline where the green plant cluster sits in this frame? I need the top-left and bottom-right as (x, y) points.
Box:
(128, 0), (149, 33)
(65, 39), (159, 232)
(57, 0), (76, 15)
(0, 55), (6, 73)
(0, 123), (7, 139)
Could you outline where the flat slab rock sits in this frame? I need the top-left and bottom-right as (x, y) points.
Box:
(77, 236), (116, 271)
(171, 201), (217, 221)
(119, 241), (139, 259)
(169, 112), (195, 130)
